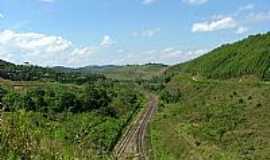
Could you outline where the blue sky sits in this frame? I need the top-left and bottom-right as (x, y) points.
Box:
(0, 0), (269, 67)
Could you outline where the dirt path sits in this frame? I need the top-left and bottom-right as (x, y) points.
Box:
(113, 95), (158, 160)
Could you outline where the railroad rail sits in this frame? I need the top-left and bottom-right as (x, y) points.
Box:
(113, 95), (157, 160)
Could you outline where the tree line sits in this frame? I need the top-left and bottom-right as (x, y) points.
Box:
(0, 80), (143, 118)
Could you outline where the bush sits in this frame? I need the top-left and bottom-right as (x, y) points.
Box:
(0, 86), (7, 101)
(55, 91), (81, 113)
(2, 92), (22, 111)
(82, 83), (113, 112)
(160, 88), (181, 103)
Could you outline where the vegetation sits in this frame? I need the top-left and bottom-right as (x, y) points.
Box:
(1, 31), (270, 160)
(0, 77), (144, 159)
(167, 32), (270, 80)
(0, 60), (105, 83)
(148, 32), (270, 160)
(150, 74), (270, 160)
(53, 63), (167, 81)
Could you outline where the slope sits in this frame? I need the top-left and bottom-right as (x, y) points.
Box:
(167, 32), (270, 80)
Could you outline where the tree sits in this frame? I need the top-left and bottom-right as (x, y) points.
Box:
(22, 93), (36, 111)
(55, 91), (80, 112)
(82, 83), (112, 112)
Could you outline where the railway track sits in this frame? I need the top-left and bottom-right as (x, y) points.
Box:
(136, 96), (157, 160)
(113, 95), (158, 160)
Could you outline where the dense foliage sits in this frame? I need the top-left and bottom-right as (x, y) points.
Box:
(0, 60), (105, 84)
(167, 32), (270, 80)
(0, 79), (144, 159)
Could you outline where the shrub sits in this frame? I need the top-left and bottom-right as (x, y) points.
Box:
(160, 88), (181, 103)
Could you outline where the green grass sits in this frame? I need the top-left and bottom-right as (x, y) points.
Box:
(149, 75), (270, 160)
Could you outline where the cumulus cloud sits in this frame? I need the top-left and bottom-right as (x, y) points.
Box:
(132, 28), (161, 38)
(191, 6), (269, 34)
(239, 4), (255, 12)
(142, 0), (158, 5)
(111, 47), (209, 65)
(246, 11), (270, 23)
(0, 13), (4, 19)
(100, 35), (114, 48)
(182, 0), (208, 5)
(158, 47), (208, 63)
(192, 16), (238, 32)
(235, 26), (248, 34)
(0, 30), (97, 67)
(116, 49), (125, 54)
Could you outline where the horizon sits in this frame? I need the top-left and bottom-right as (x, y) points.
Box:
(2, 31), (270, 68)
(0, 0), (270, 67)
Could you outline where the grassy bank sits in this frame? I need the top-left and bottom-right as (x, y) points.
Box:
(150, 75), (270, 160)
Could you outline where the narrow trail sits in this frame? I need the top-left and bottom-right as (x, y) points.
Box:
(113, 95), (158, 160)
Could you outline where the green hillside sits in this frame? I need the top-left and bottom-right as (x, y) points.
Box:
(168, 32), (270, 80)
(150, 75), (270, 160)
(94, 64), (167, 80)
(53, 63), (168, 81)
(0, 59), (105, 83)
(149, 32), (270, 160)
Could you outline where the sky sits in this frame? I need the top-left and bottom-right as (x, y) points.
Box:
(0, 0), (269, 67)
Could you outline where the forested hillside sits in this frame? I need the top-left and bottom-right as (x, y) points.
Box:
(0, 59), (105, 83)
(167, 32), (270, 80)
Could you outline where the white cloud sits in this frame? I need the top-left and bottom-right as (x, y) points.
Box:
(0, 30), (98, 67)
(191, 7), (268, 34)
(182, 0), (208, 5)
(246, 11), (270, 23)
(0, 13), (4, 19)
(162, 47), (175, 53)
(142, 0), (157, 5)
(192, 16), (238, 32)
(235, 26), (248, 34)
(100, 35), (114, 48)
(158, 48), (208, 63)
(133, 28), (161, 38)
(116, 49), (125, 54)
(111, 47), (209, 65)
(239, 4), (255, 12)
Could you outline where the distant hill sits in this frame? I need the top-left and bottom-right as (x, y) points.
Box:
(0, 59), (104, 83)
(53, 63), (168, 80)
(167, 32), (270, 80)
(0, 58), (167, 81)
(53, 65), (122, 73)
(0, 59), (14, 67)
(0, 59), (16, 79)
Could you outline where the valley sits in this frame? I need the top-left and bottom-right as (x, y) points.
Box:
(1, 0), (270, 159)
(0, 32), (270, 160)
